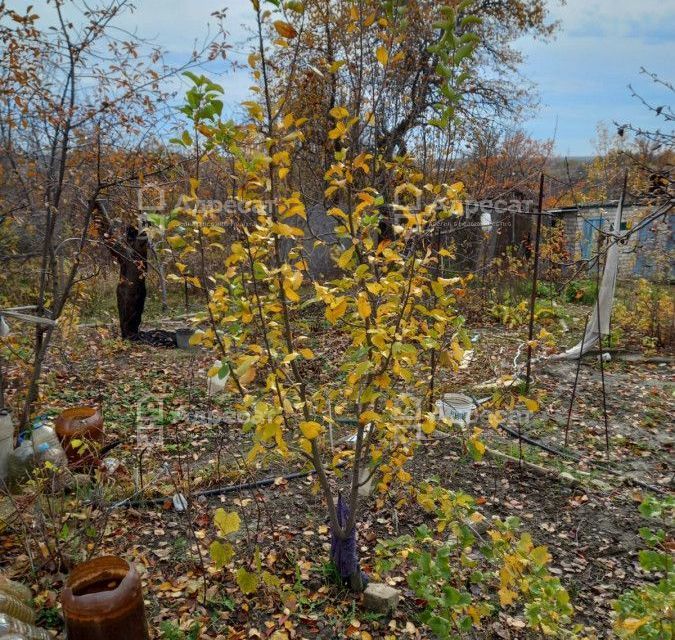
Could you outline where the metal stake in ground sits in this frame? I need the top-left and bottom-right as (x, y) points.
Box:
(525, 173), (545, 392)
(595, 227), (610, 458)
(564, 313), (590, 447)
(607, 171), (628, 350)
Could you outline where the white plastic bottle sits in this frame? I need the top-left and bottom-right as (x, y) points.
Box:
(0, 409), (13, 482)
(31, 425), (68, 469)
(30, 424), (60, 450)
(6, 441), (35, 490)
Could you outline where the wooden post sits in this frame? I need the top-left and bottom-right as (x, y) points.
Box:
(525, 173), (545, 392)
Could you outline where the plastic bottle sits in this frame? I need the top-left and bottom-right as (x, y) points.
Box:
(0, 593), (35, 625)
(0, 410), (13, 483)
(0, 615), (49, 640)
(29, 425), (60, 451)
(0, 578), (32, 606)
(61, 556), (149, 640)
(5, 443), (35, 491)
(33, 441), (68, 470)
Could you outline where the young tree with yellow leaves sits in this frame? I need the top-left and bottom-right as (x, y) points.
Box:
(170, 0), (479, 590)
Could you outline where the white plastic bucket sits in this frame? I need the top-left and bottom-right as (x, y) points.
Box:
(437, 393), (475, 425)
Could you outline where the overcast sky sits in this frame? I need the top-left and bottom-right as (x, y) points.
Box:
(14, 0), (675, 156)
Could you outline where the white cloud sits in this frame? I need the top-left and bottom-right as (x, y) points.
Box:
(519, 0), (674, 154)
(11, 0), (673, 155)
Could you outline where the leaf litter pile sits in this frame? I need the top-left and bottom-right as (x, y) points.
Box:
(0, 318), (672, 639)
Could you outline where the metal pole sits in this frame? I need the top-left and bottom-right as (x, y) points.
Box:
(564, 313), (590, 447)
(596, 228), (610, 458)
(525, 173), (545, 392)
(607, 172), (628, 350)
(0, 353), (5, 410)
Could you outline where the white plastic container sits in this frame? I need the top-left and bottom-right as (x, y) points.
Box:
(6, 442), (36, 490)
(437, 393), (475, 425)
(207, 360), (226, 395)
(30, 425), (60, 451)
(30, 425), (68, 470)
(0, 410), (13, 483)
(0, 613), (50, 640)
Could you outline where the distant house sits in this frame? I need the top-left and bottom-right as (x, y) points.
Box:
(548, 201), (674, 281)
(281, 199), (674, 283)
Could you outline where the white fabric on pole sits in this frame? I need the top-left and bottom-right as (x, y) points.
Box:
(555, 200), (624, 360)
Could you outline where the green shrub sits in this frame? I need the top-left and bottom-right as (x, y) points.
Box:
(613, 496), (674, 638)
(564, 280), (598, 304)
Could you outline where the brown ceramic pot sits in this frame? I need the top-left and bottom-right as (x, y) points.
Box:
(54, 406), (104, 467)
(61, 556), (149, 640)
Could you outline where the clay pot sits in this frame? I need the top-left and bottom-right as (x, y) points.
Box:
(54, 407), (104, 467)
(61, 556), (149, 640)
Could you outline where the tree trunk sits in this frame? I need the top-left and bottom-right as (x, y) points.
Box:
(115, 226), (148, 339)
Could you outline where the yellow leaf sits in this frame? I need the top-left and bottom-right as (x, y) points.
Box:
(337, 245), (355, 269)
(498, 586), (517, 606)
(328, 60), (346, 73)
(271, 222), (304, 237)
(421, 415), (436, 435)
(531, 545), (551, 566)
(621, 618), (649, 633)
(357, 293), (371, 319)
(282, 112), (294, 128)
(209, 540), (234, 569)
(299, 348), (314, 359)
(299, 437), (312, 455)
(282, 352), (299, 364)
(325, 298), (347, 324)
(239, 365), (256, 386)
(329, 106), (349, 119)
(371, 331), (387, 350)
(273, 20), (298, 39)
(167, 235), (185, 250)
(469, 437), (486, 458)
(488, 411), (503, 429)
(328, 121), (346, 139)
(300, 421), (322, 440)
(214, 509), (241, 536)
(188, 331), (203, 346)
(272, 150), (289, 164)
(236, 567), (259, 594)
(466, 605), (482, 625)
(283, 277), (301, 302)
(397, 469), (411, 483)
(451, 340), (464, 363)
(519, 396), (539, 412)
(359, 410), (379, 424)
(278, 167), (289, 179)
(374, 373), (390, 388)
(376, 46), (389, 66)
(283, 286), (299, 303)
